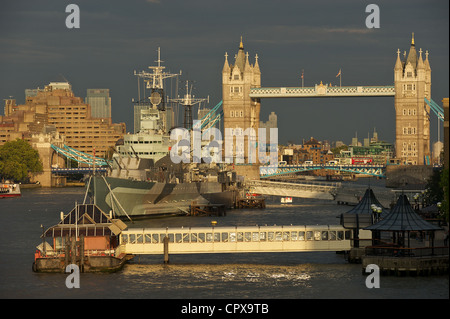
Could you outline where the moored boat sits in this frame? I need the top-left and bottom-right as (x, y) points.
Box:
(33, 203), (133, 273)
(0, 182), (21, 198)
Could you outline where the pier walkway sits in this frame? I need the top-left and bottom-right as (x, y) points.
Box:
(116, 225), (352, 256)
(245, 180), (340, 200)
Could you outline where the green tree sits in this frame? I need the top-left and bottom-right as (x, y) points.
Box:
(331, 144), (348, 155)
(423, 169), (444, 206)
(0, 139), (43, 182)
(423, 168), (449, 222)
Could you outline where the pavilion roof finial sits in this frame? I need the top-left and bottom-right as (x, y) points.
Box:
(411, 32), (415, 46)
(239, 36), (244, 49)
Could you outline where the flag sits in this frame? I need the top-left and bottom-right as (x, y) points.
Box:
(336, 69), (341, 77)
(301, 70), (304, 79)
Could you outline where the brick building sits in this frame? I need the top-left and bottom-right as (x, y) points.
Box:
(1, 82), (125, 158)
(301, 137), (334, 164)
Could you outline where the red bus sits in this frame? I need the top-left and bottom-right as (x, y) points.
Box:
(351, 157), (373, 165)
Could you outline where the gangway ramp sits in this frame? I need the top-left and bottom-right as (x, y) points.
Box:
(245, 180), (341, 200)
(116, 225), (352, 256)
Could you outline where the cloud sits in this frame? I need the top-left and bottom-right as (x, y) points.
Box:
(248, 25), (376, 46)
(324, 27), (373, 34)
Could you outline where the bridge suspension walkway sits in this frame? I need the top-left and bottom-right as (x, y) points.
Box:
(260, 164), (386, 178)
(51, 144), (112, 167)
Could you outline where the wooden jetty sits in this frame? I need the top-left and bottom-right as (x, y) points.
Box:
(234, 196), (266, 209)
(188, 202), (226, 217)
(362, 247), (449, 276)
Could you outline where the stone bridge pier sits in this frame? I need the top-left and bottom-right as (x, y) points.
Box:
(30, 132), (67, 187)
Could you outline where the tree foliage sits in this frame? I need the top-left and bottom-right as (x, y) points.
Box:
(424, 169), (444, 205)
(0, 139), (43, 182)
(440, 168), (449, 222)
(331, 144), (348, 155)
(423, 168), (449, 222)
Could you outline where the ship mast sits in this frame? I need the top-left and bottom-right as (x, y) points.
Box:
(169, 80), (209, 130)
(133, 47), (182, 110)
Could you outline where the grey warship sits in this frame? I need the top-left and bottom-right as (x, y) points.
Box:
(87, 48), (238, 218)
(88, 157), (237, 218)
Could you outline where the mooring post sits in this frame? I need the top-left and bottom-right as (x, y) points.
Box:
(79, 235), (84, 272)
(163, 236), (169, 264)
(71, 236), (77, 266)
(65, 235), (70, 269)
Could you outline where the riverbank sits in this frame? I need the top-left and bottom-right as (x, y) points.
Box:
(19, 181), (85, 189)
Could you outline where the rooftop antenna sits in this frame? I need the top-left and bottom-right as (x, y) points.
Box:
(58, 74), (69, 83)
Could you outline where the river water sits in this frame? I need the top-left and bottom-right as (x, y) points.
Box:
(0, 186), (448, 301)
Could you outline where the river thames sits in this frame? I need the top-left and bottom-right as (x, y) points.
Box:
(0, 186), (448, 300)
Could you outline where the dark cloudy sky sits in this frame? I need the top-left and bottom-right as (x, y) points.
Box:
(1, 0), (448, 145)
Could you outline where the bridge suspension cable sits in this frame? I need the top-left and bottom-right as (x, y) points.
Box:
(424, 98), (444, 122)
(51, 144), (112, 166)
(191, 100), (223, 131)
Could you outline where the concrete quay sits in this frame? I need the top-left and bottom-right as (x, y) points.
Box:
(362, 254), (448, 276)
(358, 230), (449, 276)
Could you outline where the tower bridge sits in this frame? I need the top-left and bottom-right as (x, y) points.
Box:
(221, 34), (442, 181)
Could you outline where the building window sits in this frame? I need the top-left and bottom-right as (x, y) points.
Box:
(240, 110), (243, 117)
(230, 111), (234, 117)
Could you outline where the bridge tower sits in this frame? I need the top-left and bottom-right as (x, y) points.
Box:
(394, 33), (432, 165)
(30, 132), (66, 187)
(222, 37), (261, 179)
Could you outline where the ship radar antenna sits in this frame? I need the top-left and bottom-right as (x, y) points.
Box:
(168, 79), (208, 130)
(133, 47), (182, 112)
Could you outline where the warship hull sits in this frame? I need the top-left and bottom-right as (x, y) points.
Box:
(89, 176), (235, 218)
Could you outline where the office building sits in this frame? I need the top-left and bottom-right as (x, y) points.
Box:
(86, 89), (111, 119)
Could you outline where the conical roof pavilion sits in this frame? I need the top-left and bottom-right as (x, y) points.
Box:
(345, 188), (388, 216)
(340, 188), (388, 229)
(365, 194), (442, 232)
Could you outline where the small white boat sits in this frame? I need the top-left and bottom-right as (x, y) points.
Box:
(281, 197), (292, 204)
(0, 182), (21, 198)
